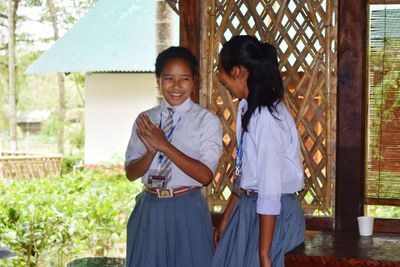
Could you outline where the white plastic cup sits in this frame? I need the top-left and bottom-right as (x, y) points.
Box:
(357, 216), (374, 236)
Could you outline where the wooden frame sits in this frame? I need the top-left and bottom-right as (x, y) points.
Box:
(336, 0), (400, 233)
(178, 0), (400, 232)
(336, 0), (367, 231)
(179, 1), (201, 103)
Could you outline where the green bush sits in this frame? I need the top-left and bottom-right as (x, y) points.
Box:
(368, 205), (400, 218)
(61, 154), (84, 174)
(0, 168), (142, 267)
(66, 256), (125, 267)
(40, 114), (59, 137)
(68, 126), (84, 151)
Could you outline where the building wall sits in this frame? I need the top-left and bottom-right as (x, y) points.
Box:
(85, 73), (156, 164)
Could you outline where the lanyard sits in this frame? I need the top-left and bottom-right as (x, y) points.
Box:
(157, 112), (181, 168)
(234, 129), (245, 176)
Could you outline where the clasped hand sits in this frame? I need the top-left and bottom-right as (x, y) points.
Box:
(136, 113), (170, 154)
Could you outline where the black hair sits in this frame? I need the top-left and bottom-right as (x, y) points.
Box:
(219, 35), (284, 131)
(155, 46), (198, 77)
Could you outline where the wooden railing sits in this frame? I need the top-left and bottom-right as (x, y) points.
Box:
(0, 151), (62, 179)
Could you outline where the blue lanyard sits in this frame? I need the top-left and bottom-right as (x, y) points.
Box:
(234, 130), (245, 176)
(157, 112), (181, 167)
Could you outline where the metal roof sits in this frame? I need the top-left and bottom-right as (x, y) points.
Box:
(26, 0), (155, 74)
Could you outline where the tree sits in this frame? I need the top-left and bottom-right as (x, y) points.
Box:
(47, 0), (65, 154)
(7, 0), (20, 150)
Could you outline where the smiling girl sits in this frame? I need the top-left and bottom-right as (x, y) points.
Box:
(124, 46), (222, 267)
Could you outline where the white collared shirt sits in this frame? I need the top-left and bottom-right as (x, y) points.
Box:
(237, 99), (304, 215)
(125, 98), (223, 187)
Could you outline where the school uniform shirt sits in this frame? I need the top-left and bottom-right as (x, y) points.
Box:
(125, 98), (223, 188)
(237, 99), (304, 215)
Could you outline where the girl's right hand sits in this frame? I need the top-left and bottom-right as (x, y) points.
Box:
(136, 114), (158, 154)
(136, 113), (170, 153)
(137, 130), (157, 154)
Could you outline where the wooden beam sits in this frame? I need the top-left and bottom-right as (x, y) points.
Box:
(374, 218), (400, 234)
(336, 0), (367, 231)
(306, 216), (334, 231)
(179, 0), (201, 103)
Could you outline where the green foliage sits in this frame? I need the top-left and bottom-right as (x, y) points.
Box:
(66, 257), (125, 267)
(0, 168), (142, 267)
(71, 73), (85, 88)
(41, 113), (59, 137)
(68, 126), (84, 151)
(61, 154), (84, 174)
(368, 205), (400, 219)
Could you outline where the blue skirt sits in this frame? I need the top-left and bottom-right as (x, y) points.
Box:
(126, 189), (213, 267)
(212, 194), (305, 267)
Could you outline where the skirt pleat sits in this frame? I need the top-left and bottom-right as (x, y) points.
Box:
(126, 190), (213, 267)
(212, 194), (305, 267)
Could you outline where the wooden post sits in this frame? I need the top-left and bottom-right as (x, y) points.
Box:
(179, 0), (201, 103)
(336, 0), (367, 231)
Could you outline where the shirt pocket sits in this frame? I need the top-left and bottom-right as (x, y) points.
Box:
(173, 128), (200, 160)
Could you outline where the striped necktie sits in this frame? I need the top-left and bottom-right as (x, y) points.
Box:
(160, 108), (174, 186)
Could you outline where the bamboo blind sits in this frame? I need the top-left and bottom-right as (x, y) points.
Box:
(366, 7), (400, 206)
(198, 0), (337, 215)
(0, 152), (61, 179)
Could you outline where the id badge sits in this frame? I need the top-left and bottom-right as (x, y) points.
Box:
(232, 173), (242, 197)
(148, 169), (166, 188)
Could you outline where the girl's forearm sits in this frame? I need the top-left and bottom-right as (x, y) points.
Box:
(162, 143), (214, 185)
(258, 214), (277, 263)
(125, 152), (156, 181)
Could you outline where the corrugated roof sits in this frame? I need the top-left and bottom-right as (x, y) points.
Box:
(26, 0), (155, 74)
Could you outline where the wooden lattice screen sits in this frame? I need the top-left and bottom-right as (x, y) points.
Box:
(196, 0), (337, 216)
(164, 0), (337, 215)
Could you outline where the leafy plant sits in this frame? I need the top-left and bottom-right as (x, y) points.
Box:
(0, 168), (142, 267)
(61, 154), (84, 174)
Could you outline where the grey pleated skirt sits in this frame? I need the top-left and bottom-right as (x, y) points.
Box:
(126, 189), (213, 267)
(212, 193), (305, 267)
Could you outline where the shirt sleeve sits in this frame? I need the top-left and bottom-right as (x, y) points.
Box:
(255, 112), (285, 215)
(124, 118), (147, 167)
(198, 114), (223, 175)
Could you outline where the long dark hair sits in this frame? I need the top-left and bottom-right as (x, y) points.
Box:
(219, 35), (284, 131)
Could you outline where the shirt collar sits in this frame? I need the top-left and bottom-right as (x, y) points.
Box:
(162, 97), (193, 115)
(238, 98), (248, 115)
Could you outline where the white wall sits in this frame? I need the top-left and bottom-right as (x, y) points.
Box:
(85, 73), (156, 165)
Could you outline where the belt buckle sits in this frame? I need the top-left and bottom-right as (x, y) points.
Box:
(156, 188), (174, 198)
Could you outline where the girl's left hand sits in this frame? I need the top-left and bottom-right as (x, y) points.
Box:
(136, 113), (170, 152)
(260, 255), (272, 267)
